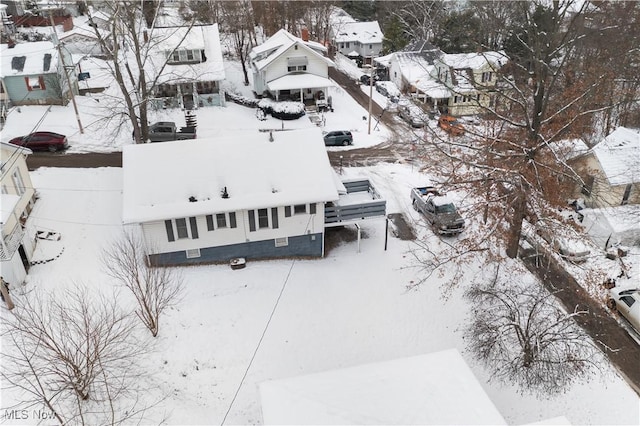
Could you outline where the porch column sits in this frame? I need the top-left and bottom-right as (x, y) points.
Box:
(300, 88), (303, 102)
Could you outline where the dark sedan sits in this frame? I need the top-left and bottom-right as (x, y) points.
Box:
(9, 132), (69, 152)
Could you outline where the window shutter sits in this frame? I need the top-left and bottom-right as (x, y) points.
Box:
(309, 203), (316, 214)
(39, 76), (46, 90)
(229, 212), (237, 228)
(248, 210), (256, 232)
(189, 217), (199, 239)
(206, 215), (214, 231)
(165, 220), (175, 242)
(25, 77), (32, 91)
(284, 206), (291, 217)
(271, 208), (279, 229)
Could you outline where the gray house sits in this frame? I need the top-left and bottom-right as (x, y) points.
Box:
(0, 41), (77, 106)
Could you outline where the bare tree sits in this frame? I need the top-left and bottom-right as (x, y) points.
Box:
(464, 265), (603, 395)
(219, 0), (255, 86)
(102, 231), (183, 337)
(1, 286), (151, 425)
(86, 1), (196, 143)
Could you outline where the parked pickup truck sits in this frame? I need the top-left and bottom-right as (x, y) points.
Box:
(411, 186), (465, 235)
(148, 121), (196, 142)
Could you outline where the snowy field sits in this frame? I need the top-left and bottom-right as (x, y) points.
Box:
(1, 48), (639, 424)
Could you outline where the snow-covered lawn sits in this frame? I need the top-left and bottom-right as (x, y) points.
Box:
(1, 164), (637, 425)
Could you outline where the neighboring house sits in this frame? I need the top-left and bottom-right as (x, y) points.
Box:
(122, 128), (385, 266)
(0, 40), (78, 106)
(1, 142), (37, 286)
(332, 21), (383, 65)
(570, 127), (640, 208)
(150, 24), (226, 109)
(250, 29), (335, 105)
(58, 22), (111, 56)
(259, 349), (507, 424)
(386, 40), (449, 113)
(432, 50), (507, 116)
(580, 205), (640, 249)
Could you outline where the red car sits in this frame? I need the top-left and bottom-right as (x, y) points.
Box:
(9, 131), (69, 152)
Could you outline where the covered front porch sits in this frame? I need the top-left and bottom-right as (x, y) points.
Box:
(266, 73), (335, 108)
(152, 80), (225, 110)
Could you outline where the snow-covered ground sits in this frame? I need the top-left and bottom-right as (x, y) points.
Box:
(3, 164), (638, 425)
(1, 44), (639, 425)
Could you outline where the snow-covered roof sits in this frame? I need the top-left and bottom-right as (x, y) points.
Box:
(393, 53), (450, 98)
(1, 141), (32, 156)
(122, 128), (339, 224)
(150, 24), (225, 84)
(592, 127), (640, 186)
(333, 21), (383, 44)
(58, 23), (109, 41)
(259, 348), (506, 424)
(373, 53), (392, 68)
(1, 41), (59, 77)
(440, 50), (508, 70)
(266, 73), (335, 91)
(250, 29), (332, 72)
(73, 55), (112, 90)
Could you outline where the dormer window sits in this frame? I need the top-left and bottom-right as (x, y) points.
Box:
(168, 49), (201, 64)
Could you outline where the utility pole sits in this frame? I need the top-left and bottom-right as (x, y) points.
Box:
(49, 11), (84, 134)
(367, 65), (374, 134)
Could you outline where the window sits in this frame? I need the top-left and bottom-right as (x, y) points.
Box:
(581, 175), (595, 197)
(216, 213), (227, 228)
(271, 208), (279, 229)
(12, 170), (25, 196)
(189, 217), (199, 239)
(621, 295), (636, 308)
(481, 71), (493, 83)
(25, 76), (45, 91)
(186, 248), (201, 259)
(186, 50), (194, 61)
(171, 51), (180, 62)
(622, 184), (632, 205)
(258, 208), (269, 228)
(165, 220), (175, 242)
(275, 237), (289, 247)
(175, 218), (189, 239)
(369, 44), (372, 49)
(294, 204), (306, 214)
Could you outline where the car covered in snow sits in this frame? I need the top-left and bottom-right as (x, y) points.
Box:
(523, 219), (591, 263)
(398, 103), (428, 128)
(608, 286), (640, 337)
(375, 81), (400, 102)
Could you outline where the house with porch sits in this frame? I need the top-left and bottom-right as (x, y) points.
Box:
(149, 24), (226, 110)
(431, 50), (507, 116)
(570, 127), (640, 208)
(122, 128), (385, 266)
(1, 40), (77, 106)
(1, 142), (38, 286)
(250, 29), (335, 106)
(332, 21), (383, 66)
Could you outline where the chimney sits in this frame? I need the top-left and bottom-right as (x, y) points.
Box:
(301, 27), (309, 42)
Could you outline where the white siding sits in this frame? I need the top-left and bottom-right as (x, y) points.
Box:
(142, 203), (325, 255)
(263, 44), (329, 85)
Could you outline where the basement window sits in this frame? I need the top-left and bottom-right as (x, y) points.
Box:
(186, 248), (201, 259)
(275, 237), (289, 247)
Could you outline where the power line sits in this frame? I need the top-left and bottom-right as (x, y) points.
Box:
(220, 258), (296, 425)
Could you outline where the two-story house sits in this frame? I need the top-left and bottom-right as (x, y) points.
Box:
(150, 24), (226, 109)
(1, 40), (78, 106)
(250, 29), (335, 105)
(332, 21), (383, 66)
(570, 127), (640, 208)
(1, 142), (37, 286)
(431, 51), (507, 116)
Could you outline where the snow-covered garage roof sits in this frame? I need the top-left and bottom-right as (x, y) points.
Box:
(1, 41), (59, 77)
(122, 128), (339, 224)
(333, 21), (383, 44)
(259, 348), (507, 424)
(592, 127), (640, 186)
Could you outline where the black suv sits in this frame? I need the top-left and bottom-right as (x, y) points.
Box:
(323, 130), (353, 146)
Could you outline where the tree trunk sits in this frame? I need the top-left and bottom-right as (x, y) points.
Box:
(506, 189), (526, 259)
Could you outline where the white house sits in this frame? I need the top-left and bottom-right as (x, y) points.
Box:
(58, 22), (111, 56)
(150, 24), (226, 109)
(570, 127), (640, 208)
(250, 29), (335, 105)
(259, 349), (507, 424)
(122, 128), (341, 265)
(1, 142), (38, 286)
(332, 21), (383, 65)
